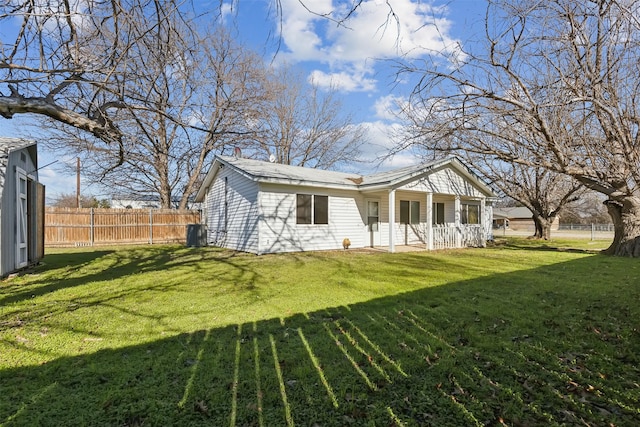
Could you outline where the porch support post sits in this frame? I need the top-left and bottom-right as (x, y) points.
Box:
(480, 197), (486, 247)
(426, 192), (433, 250)
(454, 196), (461, 248)
(388, 189), (396, 253)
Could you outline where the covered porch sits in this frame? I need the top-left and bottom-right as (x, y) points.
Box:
(363, 188), (491, 253)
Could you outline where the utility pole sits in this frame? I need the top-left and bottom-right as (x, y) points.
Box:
(76, 157), (81, 208)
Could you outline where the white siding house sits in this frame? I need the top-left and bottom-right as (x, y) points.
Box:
(195, 155), (497, 254)
(206, 164), (260, 253)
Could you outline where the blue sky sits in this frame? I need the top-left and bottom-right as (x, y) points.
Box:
(0, 0), (487, 201)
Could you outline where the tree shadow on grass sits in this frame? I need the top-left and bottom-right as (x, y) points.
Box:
(1, 255), (640, 426)
(0, 247), (265, 346)
(0, 251), (123, 308)
(490, 237), (608, 254)
(0, 246), (256, 307)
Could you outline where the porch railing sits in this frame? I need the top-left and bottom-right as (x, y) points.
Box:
(432, 226), (457, 249)
(432, 224), (484, 250)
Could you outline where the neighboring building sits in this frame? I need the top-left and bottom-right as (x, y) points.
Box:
(0, 137), (45, 276)
(110, 195), (163, 209)
(492, 206), (560, 231)
(195, 155), (497, 254)
(111, 195), (201, 210)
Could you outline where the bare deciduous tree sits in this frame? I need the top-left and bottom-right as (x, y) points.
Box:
(52, 193), (110, 208)
(561, 192), (611, 225)
(399, 0), (640, 256)
(245, 65), (366, 170)
(42, 27), (266, 209)
(473, 160), (584, 240)
(0, 0), (205, 145)
(2, 1), (365, 206)
(394, 119), (585, 239)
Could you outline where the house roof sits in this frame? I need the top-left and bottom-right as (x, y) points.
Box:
(213, 155), (363, 188)
(0, 137), (35, 167)
(0, 137), (34, 151)
(195, 155), (497, 201)
(359, 157), (492, 191)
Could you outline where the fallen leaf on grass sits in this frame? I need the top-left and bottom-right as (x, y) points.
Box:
(194, 400), (209, 415)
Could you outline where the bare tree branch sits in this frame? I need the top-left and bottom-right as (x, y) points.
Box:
(398, 0), (640, 255)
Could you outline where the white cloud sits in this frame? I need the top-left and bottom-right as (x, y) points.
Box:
(373, 94), (408, 121)
(39, 160), (113, 203)
(278, 0), (461, 93)
(33, 0), (88, 33)
(354, 120), (405, 168)
(277, 0), (333, 62)
(325, 0), (458, 62)
(220, 1), (234, 20)
(308, 69), (377, 92)
(349, 119), (430, 174)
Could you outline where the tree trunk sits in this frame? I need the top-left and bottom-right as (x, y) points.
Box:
(604, 197), (640, 256)
(159, 187), (172, 209)
(159, 173), (172, 209)
(531, 214), (552, 240)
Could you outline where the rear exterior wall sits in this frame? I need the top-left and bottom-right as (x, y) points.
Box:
(258, 184), (364, 254)
(203, 167), (260, 253)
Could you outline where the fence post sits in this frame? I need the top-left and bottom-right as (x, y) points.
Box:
(149, 209), (153, 244)
(591, 223), (595, 241)
(90, 207), (94, 246)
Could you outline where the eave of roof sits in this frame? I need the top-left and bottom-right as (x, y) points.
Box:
(359, 157), (496, 197)
(0, 137), (36, 152)
(220, 156), (362, 188)
(0, 137), (38, 194)
(195, 155), (497, 202)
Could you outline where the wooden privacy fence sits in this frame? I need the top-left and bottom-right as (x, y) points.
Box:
(45, 207), (201, 247)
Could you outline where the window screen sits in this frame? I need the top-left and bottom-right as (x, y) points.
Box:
(432, 202), (445, 224)
(400, 200), (420, 225)
(410, 201), (420, 224)
(400, 200), (410, 224)
(314, 195), (328, 224)
(296, 194), (312, 224)
(462, 203), (480, 224)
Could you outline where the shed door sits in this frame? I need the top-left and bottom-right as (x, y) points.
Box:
(16, 168), (28, 269)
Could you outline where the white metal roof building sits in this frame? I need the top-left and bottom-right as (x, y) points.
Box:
(196, 155), (497, 254)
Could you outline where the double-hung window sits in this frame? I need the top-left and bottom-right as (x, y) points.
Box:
(296, 194), (328, 225)
(461, 203), (480, 224)
(400, 200), (420, 225)
(432, 202), (445, 225)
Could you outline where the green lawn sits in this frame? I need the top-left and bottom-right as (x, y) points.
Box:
(1, 238), (639, 426)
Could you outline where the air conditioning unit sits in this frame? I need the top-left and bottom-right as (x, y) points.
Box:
(186, 224), (208, 247)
